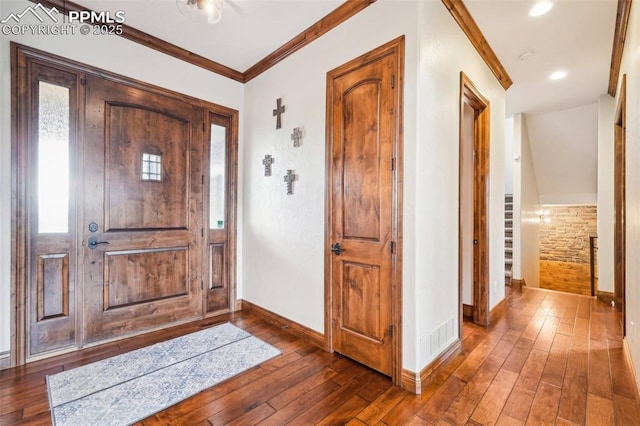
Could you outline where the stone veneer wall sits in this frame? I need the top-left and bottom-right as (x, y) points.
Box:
(540, 205), (597, 263)
(539, 205), (597, 295)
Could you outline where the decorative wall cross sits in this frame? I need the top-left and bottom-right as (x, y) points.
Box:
(284, 169), (296, 195)
(291, 127), (303, 148)
(272, 98), (286, 129)
(262, 154), (274, 176)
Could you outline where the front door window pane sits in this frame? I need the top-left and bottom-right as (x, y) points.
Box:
(209, 124), (226, 229)
(38, 81), (70, 234)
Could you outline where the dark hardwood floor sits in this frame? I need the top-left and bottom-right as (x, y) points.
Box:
(1, 286), (639, 425)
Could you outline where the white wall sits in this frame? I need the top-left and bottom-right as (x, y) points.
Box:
(415, 1), (506, 368)
(597, 94), (615, 293)
(0, 0), (245, 354)
(526, 104), (599, 205)
(511, 114), (540, 287)
(242, 0), (420, 370)
(505, 117), (514, 195)
(512, 115), (523, 280)
(616, 0), (640, 390)
(519, 116), (541, 287)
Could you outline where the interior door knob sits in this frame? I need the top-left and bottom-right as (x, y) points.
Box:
(331, 242), (344, 255)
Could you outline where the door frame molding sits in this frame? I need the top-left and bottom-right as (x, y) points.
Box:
(324, 36), (404, 384)
(614, 74), (626, 334)
(458, 72), (491, 331)
(10, 43), (239, 366)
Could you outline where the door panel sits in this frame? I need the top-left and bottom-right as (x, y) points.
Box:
(342, 262), (382, 340)
(105, 105), (189, 230)
(343, 81), (382, 241)
(82, 75), (204, 344)
(104, 248), (189, 309)
(36, 254), (70, 320)
(27, 63), (78, 356)
(329, 51), (397, 377)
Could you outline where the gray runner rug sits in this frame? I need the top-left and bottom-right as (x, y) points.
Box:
(47, 322), (281, 426)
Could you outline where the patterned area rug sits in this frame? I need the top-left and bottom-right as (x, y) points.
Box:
(47, 322), (281, 426)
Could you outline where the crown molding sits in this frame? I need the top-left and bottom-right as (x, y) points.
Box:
(30, 0), (376, 84)
(608, 0), (632, 97)
(441, 0), (513, 90)
(243, 0), (376, 82)
(33, 0), (245, 82)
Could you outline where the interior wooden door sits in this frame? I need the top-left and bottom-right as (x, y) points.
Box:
(460, 102), (476, 321)
(327, 42), (402, 377)
(614, 74), (626, 334)
(81, 75), (205, 344)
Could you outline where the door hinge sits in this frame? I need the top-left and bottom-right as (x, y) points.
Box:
(203, 122), (206, 132)
(389, 324), (394, 337)
(201, 228), (204, 237)
(390, 241), (395, 254)
(201, 280), (204, 290)
(202, 175), (205, 185)
(80, 77), (87, 86)
(391, 74), (395, 89)
(391, 157), (396, 171)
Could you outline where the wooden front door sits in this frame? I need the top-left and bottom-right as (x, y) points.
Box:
(326, 38), (404, 378)
(14, 45), (237, 362)
(81, 75), (205, 343)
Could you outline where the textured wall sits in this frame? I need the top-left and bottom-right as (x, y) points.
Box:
(539, 205), (597, 264)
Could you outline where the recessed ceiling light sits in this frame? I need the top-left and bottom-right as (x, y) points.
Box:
(530, 1), (553, 17)
(549, 70), (567, 80)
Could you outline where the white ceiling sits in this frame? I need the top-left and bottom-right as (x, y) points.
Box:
(75, 0), (344, 72)
(74, 0), (616, 204)
(466, 0), (617, 116)
(466, 0), (617, 203)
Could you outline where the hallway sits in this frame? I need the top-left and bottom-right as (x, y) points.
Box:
(454, 286), (639, 425)
(1, 286), (639, 424)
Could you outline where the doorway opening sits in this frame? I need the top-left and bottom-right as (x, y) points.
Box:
(458, 72), (491, 331)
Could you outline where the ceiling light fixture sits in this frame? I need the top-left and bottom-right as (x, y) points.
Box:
(177, 0), (223, 24)
(529, 1), (553, 17)
(518, 50), (536, 61)
(549, 70), (567, 80)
